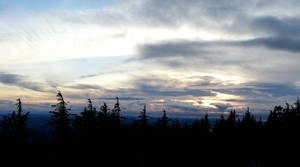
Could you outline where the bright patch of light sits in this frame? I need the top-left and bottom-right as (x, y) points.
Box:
(200, 99), (218, 108)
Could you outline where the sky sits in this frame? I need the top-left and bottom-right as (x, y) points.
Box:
(1, 0), (300, 118)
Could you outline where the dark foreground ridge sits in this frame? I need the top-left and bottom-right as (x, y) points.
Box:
(0, 91), (300, 166)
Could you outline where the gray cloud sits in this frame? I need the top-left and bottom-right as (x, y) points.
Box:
(128, 76), (216, 97)
(0, 72), (45, 92)
(135, 36), (300, 85)
(243, 37), (300, 53)
(135, 84), (215, 97)
(250, 16), (300, 37)
(129, 0), (255, 28)
(59, 0), (300, 36)
(138, 37), (300, 60)
(245, 82), (300, 97)
(167, 104), (206, 113)
(217, 82), (300, 97)
(212, 103), (233, 112)
(97, 97), (145, 101)
(216, 82), (300, 113)
(67, 84), (104, 90)
(138, 40), (213, 59)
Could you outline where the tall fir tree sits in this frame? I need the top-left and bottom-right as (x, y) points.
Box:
(99, 102), (110, 117)
(0, 98), (29, 143)
(97, 102), (111, 128)
(201, 114), (210, 134)
(138, 105), (148, 128)
(111, 97), (121, 127)
(15, 98), (30, 133)
(74, 99), (97, 133)
(49, 91), (72, 142)
(156, 109), (169, 128)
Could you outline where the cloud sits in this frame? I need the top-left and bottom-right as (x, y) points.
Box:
(250, 16), (300, 37)
(135, 35), (300, 84)
(166, 104), (206, 113)
(67, 84), (104, 90)
(138, 36), (300, 60)
(97, 97), (145, 101)
(243, 37), (300, 53)
(0, 72), (45, 92)
(130, 76), (216, 97)
(135, 84), (215, 97)
(2, 0), (300, 117)
(137, 40), (213, 59)
(212, 103), (233, 112)
(245, 82), (300, 97)
(215, 82), (300, 113)
(217, 82), (300, 97)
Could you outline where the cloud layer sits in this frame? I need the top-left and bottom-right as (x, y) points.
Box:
(1, 0), (300, 117)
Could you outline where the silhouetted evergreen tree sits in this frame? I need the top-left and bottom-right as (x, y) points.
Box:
(97, 102), (111, 128)
(266, 105), (283, 130)
(74, 99), (97, 135)
(0, 98), (30, 143)
(257, 116), (263, 128)
(99, 102), (110, 117)
(14, 98), (30, 140)
(213, 114), (225, 135)
(111, 97), (122, 127)
(240, 108), (256, 128)
(202, 114), (210, 133)
(138, 105), (148, 128)
(192, 114), (209, 133)
(294, 97), (300, 113)
(49, 91), (72, 143)
(225, 110), (237, 134)
(155, 109), (170, 128)
(227, 110), (236, 126)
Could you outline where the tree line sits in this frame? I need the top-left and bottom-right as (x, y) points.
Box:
(0, 91), (299, 166)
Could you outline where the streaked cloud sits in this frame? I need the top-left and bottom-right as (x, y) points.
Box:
(0, 72), (46, 92)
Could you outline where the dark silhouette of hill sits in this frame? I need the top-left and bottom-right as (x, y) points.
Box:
(0, 91), (299, 166)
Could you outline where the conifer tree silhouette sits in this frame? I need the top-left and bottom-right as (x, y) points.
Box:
(97, 102), (111, 128)
(192, 114), (209, 135)
(294, 97), (300, 113)
(257, 116), (263, 128)
(138, 104), (148, 128)
(100, 102), (110, 117)
(75, 99), (97, 130)
(241, 108), (256, 129)
(156, 109), (169, 128)
(0, 98), (29, 143)
(14, 98), (30, 141)
(15, 98), (30, 133)
(227, 110), (236, 125)
(201, 114), (210, 134)
(49, 91), (72, 143)
(111, 97), (122, 127)
(213, 114), (225, 135)
(266, 105), (283, 129)
(224, 110), (237, 133)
